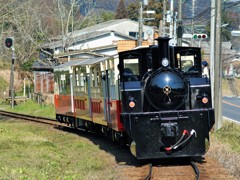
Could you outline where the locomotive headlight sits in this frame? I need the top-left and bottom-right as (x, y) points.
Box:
(129, 101), (136, 108)
(128, 97), (136, 108)
(202, 97), (208, 104)
(202, 93), (209, 104)
(162, 58), (169, 67)
(197, 94), (209, 104)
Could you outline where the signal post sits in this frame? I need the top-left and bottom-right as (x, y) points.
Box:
(5, 37), (15, 108)
(192, 34), (208, 47)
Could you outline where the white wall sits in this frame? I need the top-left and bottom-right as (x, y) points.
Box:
(95, 21), (154, 40)
(68, 33), (124, 51)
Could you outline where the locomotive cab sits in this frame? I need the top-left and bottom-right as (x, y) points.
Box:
(119, 37), (215, 160)
(118, 48), (150, 113)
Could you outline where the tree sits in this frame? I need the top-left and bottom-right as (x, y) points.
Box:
(115, 0), (128, 19)
(127, 1), (140, 21)
(127, 0), (163, 27)
(0, 0), (49, 67)
(0, 0), (96, 67)
(144, 0), (163, 27)
(221, 12), (232, 41)
(98, 11), (115, 22)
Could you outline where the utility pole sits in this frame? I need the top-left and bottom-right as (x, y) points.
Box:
(214, 0), (223, 130)
(138, 1), (143, 46)
(163, 0), (166, 37)
(210, 0), (215, 109)
(177, 0), (183, 46)
(169, 0), (174, 38)
(159, 0), (167, 37)
(191, 0), (196, 46)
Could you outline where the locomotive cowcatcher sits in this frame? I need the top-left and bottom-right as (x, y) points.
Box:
(54, 37), (215, 160)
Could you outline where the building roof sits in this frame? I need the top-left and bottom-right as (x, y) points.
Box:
(32, 60), (53, 71)
(54, 56), (111, 72)
(54, 49), (108, 59)
(41, 19), (156, 50)
(41, 30), (135, 50)
(69, 19), (138, 37)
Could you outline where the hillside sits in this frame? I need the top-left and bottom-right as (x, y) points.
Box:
(94, 0), (210, 17)
(95, 0), (136, 11)
(94, 0), (239, 27)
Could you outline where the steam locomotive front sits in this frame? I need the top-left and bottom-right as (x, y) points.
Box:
(144, 38), (187, 111)
(120, 37), (214, 160)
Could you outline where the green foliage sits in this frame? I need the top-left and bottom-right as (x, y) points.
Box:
(0, 76), (8, 96)
(34, 32), (47, 43)
(127, 0), (163, 26)
(144, 0), (163, 27)
(115, 0), (128, 19)
(0, 120), (117, 179)
(127, 1), (140, 21)
(221, 12), (233, 41)
(1, 100), (56, 119)
(21, 59), (35, 71)
(80, 10), (115, 29)
(215, 121), (240, 152)
(98, 11), (115, 22)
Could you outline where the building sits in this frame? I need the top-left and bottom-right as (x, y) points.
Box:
(32, 60), (54, 94)
(33, 19), (156, 100)
(41, 19), (156, 58)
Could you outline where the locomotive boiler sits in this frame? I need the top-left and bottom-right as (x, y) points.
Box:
(119, 37), (215, 159)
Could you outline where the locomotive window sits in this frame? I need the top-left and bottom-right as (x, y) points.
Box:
(180, 55), (195, 72)
(123, 59), (139, 81)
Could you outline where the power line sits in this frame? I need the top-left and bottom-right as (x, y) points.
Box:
(224, 2), (240, 9)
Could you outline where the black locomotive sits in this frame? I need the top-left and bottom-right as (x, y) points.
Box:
(118, 37), (215, 159)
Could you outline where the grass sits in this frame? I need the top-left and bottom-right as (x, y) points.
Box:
(0, 76), (8, 96)
(214, 121), (240, 152)
(0, 79), (239, 179)
(209, 120), (240, 179)
(222, 78), (240, 96)
(0, 100), (56, 119)
(0, 119), (117, 179)
(0, 100), (118, 179)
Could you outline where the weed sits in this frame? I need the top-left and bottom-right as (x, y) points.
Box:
(0, 120), (118, 179)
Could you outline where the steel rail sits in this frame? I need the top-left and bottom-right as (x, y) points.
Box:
(190, 161), (200, 180)
(144, 163), (153, 180)
(0, 110), (64, 126)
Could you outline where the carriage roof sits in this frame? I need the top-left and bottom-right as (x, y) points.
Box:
(54, 57), (111, 72)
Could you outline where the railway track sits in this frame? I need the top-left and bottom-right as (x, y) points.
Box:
(0, 110), (236, 179)
(117, 157), (236, 180)
(0, 110), (64, 127)
(118, 160), (201, 180)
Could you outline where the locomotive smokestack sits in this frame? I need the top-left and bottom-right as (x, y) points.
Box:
(156, 37), (170, 64)
(151, 37), (171, 70)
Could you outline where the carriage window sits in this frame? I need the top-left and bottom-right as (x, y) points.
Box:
(80, 73), (85, 87)
(75, 68), (80, 86)
(59, 73), (70, 94)
(90, 66), (101, 87)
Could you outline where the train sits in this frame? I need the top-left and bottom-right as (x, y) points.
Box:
(54, 37), (215, 160)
